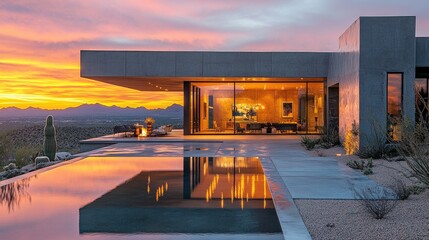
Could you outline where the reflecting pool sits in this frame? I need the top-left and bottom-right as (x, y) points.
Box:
(0, 157), (283, 240)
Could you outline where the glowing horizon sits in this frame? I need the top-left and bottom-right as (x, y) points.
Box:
(1, 1), (428, 110)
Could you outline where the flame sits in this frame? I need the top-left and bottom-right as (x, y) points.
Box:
(139, 128), (147, 137)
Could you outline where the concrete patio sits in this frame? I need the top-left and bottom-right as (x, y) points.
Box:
(78, 133), (389, 240)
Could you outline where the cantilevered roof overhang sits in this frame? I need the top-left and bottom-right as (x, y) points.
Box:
(80, 51), (331, 91)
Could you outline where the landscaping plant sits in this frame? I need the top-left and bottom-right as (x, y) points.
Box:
(344, 121), (359, 155)
(390, 178), (411, 200)
(355, 186), (397, 219)
(395, 92), (429, 187)
(318, 125), (340, 149)
(346, 158), (373, 175)
(301, 136), (319, 150)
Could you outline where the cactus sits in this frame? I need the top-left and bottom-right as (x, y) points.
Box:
(43, 115), (57, 161)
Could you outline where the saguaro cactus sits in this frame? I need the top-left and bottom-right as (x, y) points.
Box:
(44, 115), (57, 161)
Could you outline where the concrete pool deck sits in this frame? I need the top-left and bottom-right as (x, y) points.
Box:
(78, 134), (390, 240)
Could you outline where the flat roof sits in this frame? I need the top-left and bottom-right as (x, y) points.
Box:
(81, 51), (331, 91)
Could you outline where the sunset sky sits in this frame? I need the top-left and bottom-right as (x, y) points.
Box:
(1, 0), (429, 110)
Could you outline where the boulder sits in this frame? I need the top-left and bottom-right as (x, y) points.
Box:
(56, 152), (72, 161)
(3, 162), (17, 171)
(4, 169), (21, 179)
(35, 156), (50, 167)
(35, 162), (54, 170)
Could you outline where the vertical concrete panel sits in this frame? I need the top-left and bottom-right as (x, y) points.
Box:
(359, 17), (416, 148)
(328, 19), (360, 142)
(416, 38), (429, 66)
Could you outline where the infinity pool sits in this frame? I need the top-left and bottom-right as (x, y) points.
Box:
(0, 156), (283, 239)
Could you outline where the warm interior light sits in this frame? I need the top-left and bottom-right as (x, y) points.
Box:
(139, 127), (147, 137)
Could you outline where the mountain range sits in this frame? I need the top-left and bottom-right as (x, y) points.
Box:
(0, 104), (183, 119)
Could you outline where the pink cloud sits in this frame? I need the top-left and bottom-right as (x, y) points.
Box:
(0, 0), (428, 109)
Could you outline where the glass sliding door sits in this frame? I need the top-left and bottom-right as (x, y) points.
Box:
(307, 82), (325, 133)
(234, 82), (308, 134)
(191, 82), (234, 134)
(190, 80), (325, 135)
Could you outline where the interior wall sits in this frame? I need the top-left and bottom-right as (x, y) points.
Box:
(212, 90), (234, 129)
(235, 89), (300, 123)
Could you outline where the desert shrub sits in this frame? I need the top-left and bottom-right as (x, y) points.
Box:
(319, 125), (340, 149)
(363, 167), (373, 175)
(366, 158), (373, 168)
(301, 136), (319, 150)
(13, 146), (41, 168)
(347, 158), (373, 175)
(390, 178), (411, 200)
(408, 185), (426, 195)
(356, 186), (397, 219)
(0, 134), (13, 168)
(358, 118), (391, 159)
(344, 121), (359, 155)
(396, 118), (429, 187)
(347, 159), (366, 170)
(383, 144), (400, 158)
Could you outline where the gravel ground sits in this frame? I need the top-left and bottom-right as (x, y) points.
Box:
(296, 146), (429, 240)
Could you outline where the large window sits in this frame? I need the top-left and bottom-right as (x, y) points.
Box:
(191, 83), (234, 134)
(415, 78), (429, 123)
(387, 73), (403, 141)
(190, 81), (325, 135)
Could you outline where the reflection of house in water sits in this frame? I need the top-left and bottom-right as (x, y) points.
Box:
(184, 157), (271, 204)
(79, 157), (281, 234)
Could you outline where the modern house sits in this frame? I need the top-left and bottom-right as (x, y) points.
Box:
(81, 16), (429, 148)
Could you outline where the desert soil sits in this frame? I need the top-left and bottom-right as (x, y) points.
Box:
(295, 146), (429, 240)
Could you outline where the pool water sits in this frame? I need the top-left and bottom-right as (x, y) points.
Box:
(0, 156), (283, 240)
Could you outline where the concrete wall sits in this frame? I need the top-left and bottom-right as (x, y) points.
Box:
(81, 51), (330, 78)
(328, 18), (360, 141)
(359, 16), (416, 148)
(416, 37), (429, 67)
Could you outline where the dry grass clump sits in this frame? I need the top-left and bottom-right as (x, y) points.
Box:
(355, 186), (397, 219)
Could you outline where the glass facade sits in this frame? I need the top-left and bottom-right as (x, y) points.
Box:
(190, 81), (325, 135)
(387, 73), (403, 141)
